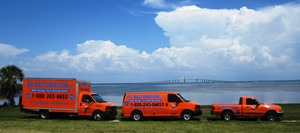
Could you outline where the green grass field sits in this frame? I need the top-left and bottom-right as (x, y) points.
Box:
(0, 104), (300, 133)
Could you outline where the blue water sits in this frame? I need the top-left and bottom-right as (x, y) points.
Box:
(92, 80), (300, 106)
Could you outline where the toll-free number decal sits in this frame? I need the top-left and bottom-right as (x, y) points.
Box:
(130, 102), (164, 107)
(31, 93), (69, 99)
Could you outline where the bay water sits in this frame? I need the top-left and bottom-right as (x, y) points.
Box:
(1, 80), (299, 106)
(92, 80), (300, 106)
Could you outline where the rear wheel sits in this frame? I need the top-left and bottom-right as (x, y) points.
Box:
(131, 111), (143, 121)
(221, 111), (234, 121)
(39, 110), (50, 119)
(265, 111), (277, 121)
(93, 111), (104, 121)
(181, 111), (193, 121)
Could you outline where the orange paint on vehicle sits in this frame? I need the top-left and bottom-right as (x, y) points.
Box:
(21, 78), (117, 120)
(121, 92), (202, 121)
(211, 96), (283, 121)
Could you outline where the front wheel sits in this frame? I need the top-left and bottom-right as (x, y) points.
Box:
(181, 111), (193, 121)
(131, 111), (143, 121)
(221, 111), (234, 121)
(93, 111), (104, 121)
(265, 111), (278, 121)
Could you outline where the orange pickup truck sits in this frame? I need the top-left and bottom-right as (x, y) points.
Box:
(211, 96), (283, 121)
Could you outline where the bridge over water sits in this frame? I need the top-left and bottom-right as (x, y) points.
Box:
(138, 78), (221, 83)
(92, 78), (222, 85)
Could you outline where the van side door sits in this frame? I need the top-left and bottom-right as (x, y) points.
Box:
(165, 94), (182, 116)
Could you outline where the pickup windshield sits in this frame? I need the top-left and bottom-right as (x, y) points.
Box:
(178, 93), (190, 102)
(92, 94), (106, 103)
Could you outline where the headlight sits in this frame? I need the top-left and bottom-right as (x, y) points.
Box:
(106, 106), (116, 111)
(279, 107), (283, 112)
(195, 105), (201, 110)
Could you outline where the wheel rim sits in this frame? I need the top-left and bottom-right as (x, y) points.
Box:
(133, 114), (140, 121)
(40, 111), (48, 119)
(268, 114), (276, 121)
(183, 113), (191, 120)
(41, 113), (47, 119)
(224, 113), (231, 120)
(94, 113), (102, 120)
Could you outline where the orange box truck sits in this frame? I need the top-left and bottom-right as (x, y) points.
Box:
(20, 78), (117, 120)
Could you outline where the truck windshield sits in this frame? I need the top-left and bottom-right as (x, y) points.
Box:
(178, 93), (190, 102)
(92, 94), (106, 103)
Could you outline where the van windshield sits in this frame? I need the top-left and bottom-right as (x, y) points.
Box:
(178, 93), (190, 102)
(92, 94), (106, 103)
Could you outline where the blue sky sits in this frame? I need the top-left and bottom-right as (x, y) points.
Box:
(1, 0), (300, 83)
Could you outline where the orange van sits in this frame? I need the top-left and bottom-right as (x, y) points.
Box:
(121, 92), (202, 121)
(20, 78), (117, 120)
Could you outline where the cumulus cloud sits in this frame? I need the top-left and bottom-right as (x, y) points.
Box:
(155, 4), (300, 72)
(33, 40), (204, 77)
(0, 43), (29, 57)
(29, 4), (300, 81)
(34, 40), (154, 73)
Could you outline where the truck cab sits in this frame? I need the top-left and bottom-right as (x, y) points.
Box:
(78, 92), (117, 120)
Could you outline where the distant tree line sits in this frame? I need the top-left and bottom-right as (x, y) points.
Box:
(0, 65), (24, 106)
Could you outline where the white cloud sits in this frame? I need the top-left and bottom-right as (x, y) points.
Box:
(25, 4), (300, 81)
(155, 4), (300, 73)
(0, 43), (29, 57)
(34, 40), (154, 73)
(143, 0), (194, 10)
(143, 0), (167, 9)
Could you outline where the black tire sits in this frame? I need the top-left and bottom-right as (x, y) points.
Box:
(181, 111), (193, 121)
(39, 110), (50, 119)
(265, 111), (278, 121)
(221, 111), (234, 121)
(131, 111), (143, 121)
(93, 111), (104, 121)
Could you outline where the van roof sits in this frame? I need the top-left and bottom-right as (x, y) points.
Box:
(125, 91), (179, 94)
(241, 96), (255, 99)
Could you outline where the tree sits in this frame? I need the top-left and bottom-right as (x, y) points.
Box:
(0, 65), (24, 106)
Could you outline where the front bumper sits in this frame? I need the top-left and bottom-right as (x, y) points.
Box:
(103, 110), (117, 117)
(193, 110), (203, 116)
(277, 112), (284, 117)
(211, 110), (218, 115)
